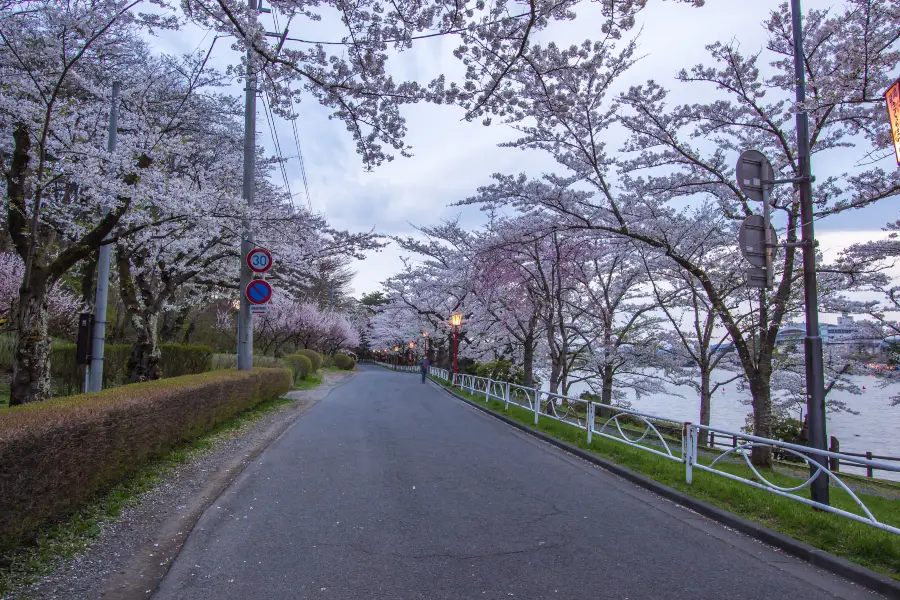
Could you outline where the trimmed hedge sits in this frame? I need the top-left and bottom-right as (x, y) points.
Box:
(49, 343), (214, 396)
(285, 353), (313, 382)
(332, 353), (354, 370)
(0, 368), (291, 547)
(159, 344), (213, 378)
(295, 349), (323, 372)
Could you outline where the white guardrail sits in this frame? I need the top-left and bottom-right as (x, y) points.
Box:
(368, 360), (450, 382)
(443, 372), (900, 536)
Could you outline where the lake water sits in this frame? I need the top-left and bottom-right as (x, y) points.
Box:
(554, 371), (900, 481)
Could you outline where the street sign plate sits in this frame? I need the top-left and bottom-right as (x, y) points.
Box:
(886, 79), (900, 167)
(736, 150), (774, 202)
(247, 247), (273, 273)
(745, 267), (769, 289)
(738, 215), (777, 268)
(250, 304), (269, 316)
(245, 280), (273, 305)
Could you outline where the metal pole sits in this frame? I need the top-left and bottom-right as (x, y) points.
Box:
(237, 0), (258, 371)
(791, 0), (829, 505)
(452, 326), (459, 378)
(88, 81), (120, 393)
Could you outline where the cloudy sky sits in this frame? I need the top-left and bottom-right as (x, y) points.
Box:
(149, 0), (898, 297)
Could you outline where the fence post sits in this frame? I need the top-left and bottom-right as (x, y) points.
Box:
(504, 382), (510, 410)
(587, 403), (594, 445)
(829, 436), (840, 472)
(866, 451), (873, 478)
(534, 391), (540, 425)
(684, 422), (695, 485)
(710, 432), (715, 449)
(485, 378), (490, 403)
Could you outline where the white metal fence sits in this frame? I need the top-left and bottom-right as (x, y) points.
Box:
(446, 373), (900, 536)
(368, 360), (450, 381)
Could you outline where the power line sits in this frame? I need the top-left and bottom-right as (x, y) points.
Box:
(288, 93), (312, 211)
(260, 89), (293, 201)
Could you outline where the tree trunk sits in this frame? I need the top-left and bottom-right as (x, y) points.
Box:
(699, 367), (711, 446)
(598, 363), (614, 419)
(10, 281), (52, 405)
(128, 312), (161, 382)
(748, 368), (773, 466)
(522, 333), (535, 388)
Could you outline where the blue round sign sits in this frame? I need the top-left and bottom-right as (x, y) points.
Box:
(245, 280), (273, 305)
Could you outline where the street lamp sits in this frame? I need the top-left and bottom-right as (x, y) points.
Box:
(393, 345), (399, 369)
(409, 341), (415, 366)
(422, 331), (429, 359)
(450, 312), (463, 378)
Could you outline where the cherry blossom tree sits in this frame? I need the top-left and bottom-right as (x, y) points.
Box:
(459, 0), (899, 464)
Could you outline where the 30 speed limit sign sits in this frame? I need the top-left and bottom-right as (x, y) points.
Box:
(246, 248), (273, 273)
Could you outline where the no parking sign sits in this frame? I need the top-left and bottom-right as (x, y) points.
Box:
(246, 280), (273, 305)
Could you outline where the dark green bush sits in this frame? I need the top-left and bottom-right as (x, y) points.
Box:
(474, 360), (527, 385)
(285, 353), (313, 382)
(332, 353), (353, 370)
(159, 344), (213, 378)
(0, 368), (291, 547)
(346, 359), (356, 370)
(50, 343), (131, 396)
(295, 349), (323, 371)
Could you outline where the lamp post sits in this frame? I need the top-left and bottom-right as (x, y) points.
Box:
(450, 312), (463, 378)
(409, 340), (415, 366)
(422, 331), (429, 360)
(393, 345), (399, 369)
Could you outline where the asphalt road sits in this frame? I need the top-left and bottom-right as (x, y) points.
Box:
(153, 366), (881, 600)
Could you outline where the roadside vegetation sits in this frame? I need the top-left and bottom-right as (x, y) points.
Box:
(433, 377), (900, 580)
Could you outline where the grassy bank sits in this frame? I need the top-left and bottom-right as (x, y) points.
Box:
(432, 377), (900, 580)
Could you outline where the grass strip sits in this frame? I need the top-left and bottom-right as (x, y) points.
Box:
(0, 393), (298, 596)
(433, 377), (900, 580)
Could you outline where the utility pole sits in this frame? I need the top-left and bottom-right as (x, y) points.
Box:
(237, 0), (258, 371)
(88, 81), (120, 392)
(791, 0), (829, 505)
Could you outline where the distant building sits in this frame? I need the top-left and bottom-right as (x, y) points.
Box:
(776, 313), (881, 354)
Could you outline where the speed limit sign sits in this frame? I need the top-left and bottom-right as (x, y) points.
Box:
(246, 247), (273, 273)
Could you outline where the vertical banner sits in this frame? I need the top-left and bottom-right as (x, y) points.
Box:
(886, 79), (900, 167)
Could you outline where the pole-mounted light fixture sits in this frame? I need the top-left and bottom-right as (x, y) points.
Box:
(409, 341), (415, 349)
(450, 312), (463, 327)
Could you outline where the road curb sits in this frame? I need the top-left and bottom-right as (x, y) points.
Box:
(432, 381), (900, 599)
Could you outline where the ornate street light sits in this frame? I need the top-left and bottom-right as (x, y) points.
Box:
(422, 331), (429, 359)
(450, 312), (463, 378)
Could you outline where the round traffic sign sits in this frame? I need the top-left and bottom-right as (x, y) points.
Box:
(247, 247), (273, 273)
(245, 280), (273, 305)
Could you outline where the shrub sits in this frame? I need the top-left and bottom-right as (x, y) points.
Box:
(332, 353), (354, 370)
(285, 353), (313, 382)
(0, 368), (291, 547)
(346, 359), (356, 371)
(294, 349), (323, 372)
(253, 355), (286, 369)
(50, 343), (131, 396)
(211, 353), (237, 370)
(159, 344), (213, 378)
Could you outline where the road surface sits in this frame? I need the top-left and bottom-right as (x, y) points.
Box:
(153, 365), (880, 599)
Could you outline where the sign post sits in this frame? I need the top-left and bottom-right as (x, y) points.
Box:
(886, 79), (900, 167)
(736, 150), (776, 290)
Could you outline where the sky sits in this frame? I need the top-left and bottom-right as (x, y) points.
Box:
(147, 0), (899, 297)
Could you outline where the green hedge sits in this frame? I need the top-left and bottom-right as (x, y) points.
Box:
(0, 368), (291, 547)
(332, 353), (354, 370)
(295, 349), (323, 372)
(284, 354), (313, 383)
(49, 343), (214, 396)
(159, 344), (213, 378)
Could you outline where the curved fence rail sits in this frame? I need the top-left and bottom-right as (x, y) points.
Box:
(437, 371), (900, 536)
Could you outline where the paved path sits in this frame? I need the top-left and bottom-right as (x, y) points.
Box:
(153, 366), (880, 600)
